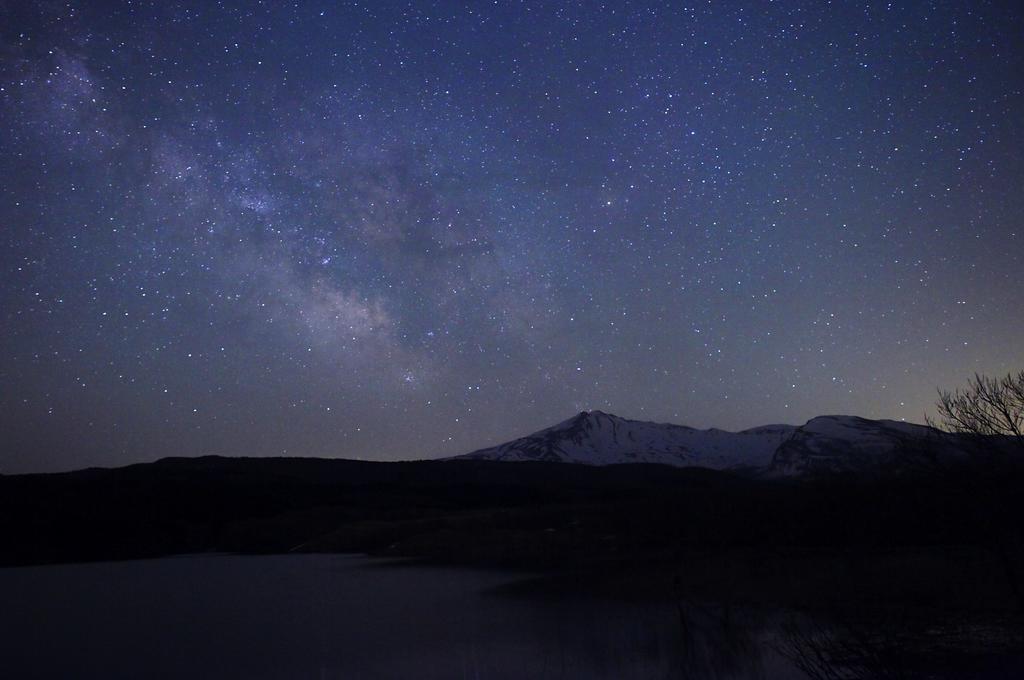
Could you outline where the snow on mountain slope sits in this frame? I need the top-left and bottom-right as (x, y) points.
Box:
(454, 410), (796, 470)
(453, 411), (952, 475)
(767, 415), (944, 475)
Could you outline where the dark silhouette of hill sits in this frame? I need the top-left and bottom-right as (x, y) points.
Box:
(2, 454), (1022, 573)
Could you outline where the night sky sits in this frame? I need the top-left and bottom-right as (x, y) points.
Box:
(2, 1), (1022, 473)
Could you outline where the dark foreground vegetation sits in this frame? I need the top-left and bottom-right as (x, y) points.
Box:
(0, 455), (1018, 572)
(1, 455), (1022, 605)
(3, 454), (1024, 676)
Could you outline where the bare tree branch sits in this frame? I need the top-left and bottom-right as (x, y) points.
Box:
(932, 370), (1024, 455)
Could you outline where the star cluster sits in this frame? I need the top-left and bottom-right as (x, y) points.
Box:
(2, 1), (1022, 472)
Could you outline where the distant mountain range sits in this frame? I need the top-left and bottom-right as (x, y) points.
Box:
(452, 410), (955, 476)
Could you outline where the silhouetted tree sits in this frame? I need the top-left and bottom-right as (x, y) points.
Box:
(929, 369), (1024, 455)
(928, 370), (1024, 612)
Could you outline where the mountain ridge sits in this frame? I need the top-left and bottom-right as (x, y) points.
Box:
(452, 410), (949, 475)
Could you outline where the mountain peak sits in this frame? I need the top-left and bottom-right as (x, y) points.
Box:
(769, 415), (943, 475)
(556, 409), (622, 431)
(577, 409), (614, 419)
(453, 412), (948, 476)
(456, 411), (795, 469)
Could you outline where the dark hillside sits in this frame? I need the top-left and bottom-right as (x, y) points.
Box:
(2, 456), (1022, 573)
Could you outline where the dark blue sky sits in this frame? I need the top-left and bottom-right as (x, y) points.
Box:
(2, 1), (1022, 472)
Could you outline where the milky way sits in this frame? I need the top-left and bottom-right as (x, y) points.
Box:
(2, 1), (1022, 472)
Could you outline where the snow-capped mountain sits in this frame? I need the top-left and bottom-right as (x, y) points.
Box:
(767, 415), (945, 475)
(454, 410), (796, 470)
(453, 410), (951, 475)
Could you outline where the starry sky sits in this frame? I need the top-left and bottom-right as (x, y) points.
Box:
(2, 1), (1022, 473)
